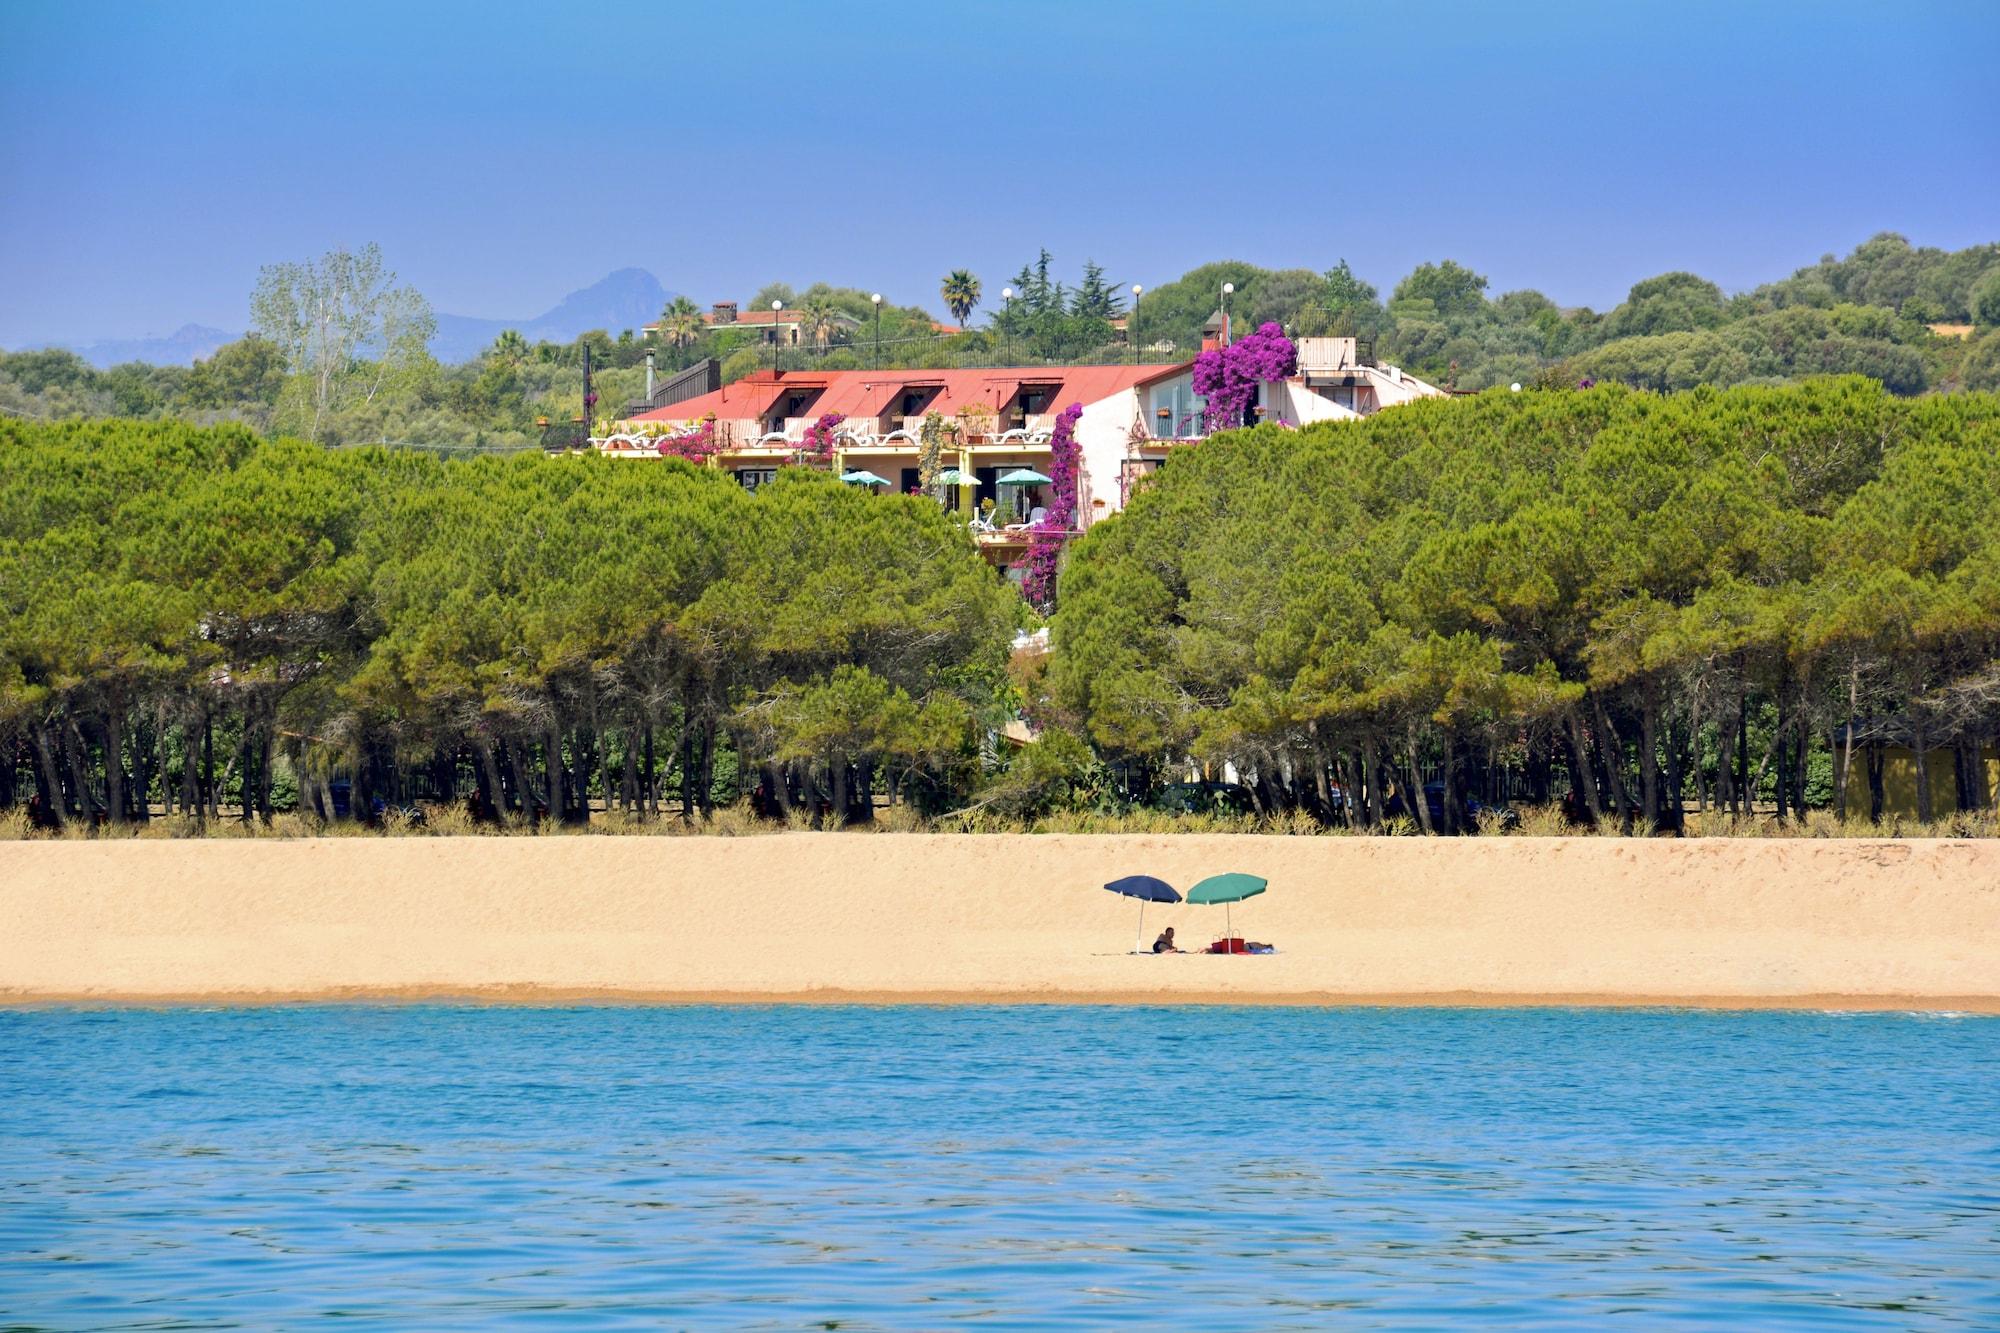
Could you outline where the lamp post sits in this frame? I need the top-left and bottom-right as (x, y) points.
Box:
(871, 293), (882, 369)
(1000, 286), (1014, 365)
(770, 299), (783, 375)
(1221, 281), (1234, 347)
(1130, 285), (1143, 364)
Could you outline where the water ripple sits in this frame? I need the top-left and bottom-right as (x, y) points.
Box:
(1, 1005), (1996, 1328)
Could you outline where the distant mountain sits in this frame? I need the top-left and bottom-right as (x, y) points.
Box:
(11, 270), (675, 369)
(56, 323), (238, 369)
(430, 268), (674, 363)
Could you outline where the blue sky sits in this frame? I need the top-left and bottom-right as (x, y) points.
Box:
(2, 0), (1996, 344)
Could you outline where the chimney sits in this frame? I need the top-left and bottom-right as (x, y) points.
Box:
(712, 300), (738, 324)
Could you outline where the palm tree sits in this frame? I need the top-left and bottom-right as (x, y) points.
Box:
(798, 296), (842, 349)
(940, 270), (981, 329)
(488, 328), (529, 370)
(657, 296), (704, 366)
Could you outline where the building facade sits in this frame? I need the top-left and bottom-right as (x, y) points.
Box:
(600, 342), (1444, 571)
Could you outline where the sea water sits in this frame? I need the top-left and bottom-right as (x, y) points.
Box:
(1, 1006), (1995, 1329)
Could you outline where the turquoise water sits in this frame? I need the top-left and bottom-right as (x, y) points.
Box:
(1, 1007), (1996, 1329)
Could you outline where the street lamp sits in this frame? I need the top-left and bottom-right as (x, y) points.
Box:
(1130, 285), (1143, 364)
(871, 293), (882, 368)
(770, 299), (783, 375)
(1221, 281), (1234, 347)
(1000, 286), (1014, 365)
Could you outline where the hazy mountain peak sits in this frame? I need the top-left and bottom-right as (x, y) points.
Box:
(431, 270), (674, 362)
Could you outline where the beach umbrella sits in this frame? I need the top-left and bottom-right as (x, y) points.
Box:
(935, 468), (967, 486)
(1186, 872), (1267, 951)
(1105, 875), (1180, 954)
(996, 468), (1053, 485)
(840, 469), (891, 487)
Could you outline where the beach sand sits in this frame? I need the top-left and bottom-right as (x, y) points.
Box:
(2, 834), (1996, 1009)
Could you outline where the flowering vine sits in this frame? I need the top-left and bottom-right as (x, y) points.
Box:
(800, 412), (845, 466)
(655, 415), (721, 461)
(1191, 321), (1296, 432)
(1018, 402), (1083, 609)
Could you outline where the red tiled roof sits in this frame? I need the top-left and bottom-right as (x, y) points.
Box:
(709, 309), (802, 326)
(634, 364), (1191, 425)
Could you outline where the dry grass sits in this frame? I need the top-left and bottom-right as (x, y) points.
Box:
(5, 800), (1997, 840)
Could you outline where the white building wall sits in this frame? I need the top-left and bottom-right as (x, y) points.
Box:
(1072, 390), (1144, 529)
(1268, 380), (1361, 427)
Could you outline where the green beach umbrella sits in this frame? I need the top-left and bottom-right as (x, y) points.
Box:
(996, 468), (1052, 485)
(935, 468), (967, 486)
(1187, 872), (1267, 951)
(840, 469), (891, 487)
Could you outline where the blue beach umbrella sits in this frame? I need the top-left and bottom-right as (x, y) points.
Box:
(1187, 872), (1268, 951)
(1105, 874), (1180, 954)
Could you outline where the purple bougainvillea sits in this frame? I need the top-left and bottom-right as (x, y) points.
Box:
(656, 416), (720, 461)
(1018, 402), (1083, 609)
(800, 412), (845, 465)
(1191, 321), (1296, 432)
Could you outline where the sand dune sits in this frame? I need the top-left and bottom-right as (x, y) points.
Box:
(2, 834), (1995, 1008)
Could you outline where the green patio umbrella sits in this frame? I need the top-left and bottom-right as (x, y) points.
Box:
(840, 469), (891, 487)
(934, 468), (967, 486)
(996, 468), (1053, 485)
(1186, 872), (1268, 952)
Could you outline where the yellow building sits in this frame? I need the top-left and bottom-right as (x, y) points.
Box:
(1841, 741), (1998, 820)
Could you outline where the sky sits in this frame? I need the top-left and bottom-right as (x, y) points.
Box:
(2, 0), (1996, 345)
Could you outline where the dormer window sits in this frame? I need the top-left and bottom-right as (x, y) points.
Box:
(1013, 384), (1060, 418)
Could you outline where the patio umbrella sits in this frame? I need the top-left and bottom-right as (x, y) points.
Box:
(840, 469), (890, 486)
(934, 468), (967, 486)
(1186, 872), (1267, 952)
(996, 468), (1053, 485)
(1105, 875), (1180, 954)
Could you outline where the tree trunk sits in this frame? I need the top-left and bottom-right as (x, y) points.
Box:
(32, 726), (68, 824)
(697, 721), (716, 817)
(1405, 733), (1435, 835)
(1589, 694), (1633, 831)
(1912, 727), (1933, 823)
(547, 718), (565, 823)
(1662, 715), (1686, 833)
(642, 725), (657, 817)
(1735, 691), (1750, 816)
(1835, 663), (1859, 822)
(678, 706), (696, 822)
(1562, 710), (1602, 821)
(1866, 743), (1885, 822)
(1439, 730), (1461, 835)
(64, 720), (98, 821)
(476, 740), (506, 817)
(202, 712), (217, 819)
(1637, 681), (1660, 831)
(103, 710), (127, 823)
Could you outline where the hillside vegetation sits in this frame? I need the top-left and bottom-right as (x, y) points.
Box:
(5, 378), (1999, 832)
(4, 235), (1997, 449)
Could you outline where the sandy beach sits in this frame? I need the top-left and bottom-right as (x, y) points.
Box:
(2, 834), (1996, 1009)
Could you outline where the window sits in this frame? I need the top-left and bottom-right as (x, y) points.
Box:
(736, 468), (777, 493)
(1148, 379), (1206, 438)
(900, 389), (936, 417)
(1018, 386), (1056, 416)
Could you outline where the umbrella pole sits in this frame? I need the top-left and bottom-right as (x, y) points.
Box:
(1226, 901), (1233, 951)
(1136, 900), (1146, 955)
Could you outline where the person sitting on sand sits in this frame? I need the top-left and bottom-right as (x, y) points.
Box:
(1152, 927), (1182, 954)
